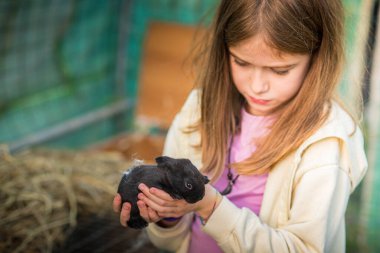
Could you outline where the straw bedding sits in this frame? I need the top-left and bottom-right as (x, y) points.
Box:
(0, 147), (147, 253)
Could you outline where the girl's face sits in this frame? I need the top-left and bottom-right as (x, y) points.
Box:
(229, 34), (311, 116)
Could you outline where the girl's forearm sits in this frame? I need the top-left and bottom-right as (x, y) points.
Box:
(195, 185), (222, 224)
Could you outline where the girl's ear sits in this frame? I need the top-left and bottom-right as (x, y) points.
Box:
(155, 156), (172, 166)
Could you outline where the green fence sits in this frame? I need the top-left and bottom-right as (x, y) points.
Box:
(0, 0), (218, 151)
(0, 0), (132, 150)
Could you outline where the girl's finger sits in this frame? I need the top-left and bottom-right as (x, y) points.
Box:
(157, 212), (182, 218)
(138, 183), (176, 207)
(140, 194), (191, 218)
(120, 202), (131, 227)
(147, 207), (161, 222)
(138, 201), (161, 223)
(149, 187), (174, 201)
(113, 194), (122, 213)
(157, 201), (193, 217)
(137, 200), (150, 222)
(138, 192), (170, 213)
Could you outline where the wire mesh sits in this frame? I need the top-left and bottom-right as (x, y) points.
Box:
(0, 0), (132, 151)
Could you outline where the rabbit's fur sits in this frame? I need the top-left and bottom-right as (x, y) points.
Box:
(117, 156), (209, 229)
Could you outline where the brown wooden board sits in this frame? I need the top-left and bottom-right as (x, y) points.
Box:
(136, 21), (203, 129)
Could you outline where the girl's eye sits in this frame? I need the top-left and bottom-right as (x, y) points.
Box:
(233, 58), (249, 67)
(272, 69), (289, 75)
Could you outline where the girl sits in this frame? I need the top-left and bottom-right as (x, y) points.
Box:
(113, 0), (368, 252)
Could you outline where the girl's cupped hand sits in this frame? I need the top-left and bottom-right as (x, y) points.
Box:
(136, 183), (197, 222)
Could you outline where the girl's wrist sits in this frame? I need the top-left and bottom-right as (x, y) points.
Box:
(196, 185), (221, 224)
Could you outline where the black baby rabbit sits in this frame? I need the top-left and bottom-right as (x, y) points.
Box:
(117, 156), (209, 229)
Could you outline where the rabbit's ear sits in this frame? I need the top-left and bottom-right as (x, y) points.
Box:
(155, 156), (172, 165)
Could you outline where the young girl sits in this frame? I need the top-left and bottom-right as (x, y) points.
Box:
(113, 0), (368, 252)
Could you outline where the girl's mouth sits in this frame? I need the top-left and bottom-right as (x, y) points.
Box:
(249, 96), (270, 105)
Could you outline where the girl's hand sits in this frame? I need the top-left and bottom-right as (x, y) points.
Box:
(113, 184), (221, 228)
(137, 183), (195, 219)
(138, 183), (221, 222)
(113, 193), (163, 227)
(112, 194), (132, 227)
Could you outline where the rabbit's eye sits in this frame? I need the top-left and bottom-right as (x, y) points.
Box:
(185, 181), (193, 190)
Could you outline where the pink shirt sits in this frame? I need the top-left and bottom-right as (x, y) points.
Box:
(188, 108), (273, 253)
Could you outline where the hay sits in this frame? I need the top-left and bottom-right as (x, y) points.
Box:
(0, 147), (131, 253)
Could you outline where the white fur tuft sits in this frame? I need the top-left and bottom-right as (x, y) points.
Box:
(122, 159), (145, 175)
(133, 159), (144, 166)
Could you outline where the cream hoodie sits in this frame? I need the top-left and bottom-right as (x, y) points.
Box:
(146, 90), (368, 253)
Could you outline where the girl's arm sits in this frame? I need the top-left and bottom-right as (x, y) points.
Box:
(202, 137), (354, 253)
(204, 166), (350, 253)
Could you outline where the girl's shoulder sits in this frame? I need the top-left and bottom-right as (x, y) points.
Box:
(293, 102), (367, 191)
(310, 101), (358, 142)
(174, 89), (201, 125)
(328, 102), (357, 131)
(180, 89), (201, 112)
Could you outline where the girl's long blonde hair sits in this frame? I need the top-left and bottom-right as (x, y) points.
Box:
(193, 0), (351, 180)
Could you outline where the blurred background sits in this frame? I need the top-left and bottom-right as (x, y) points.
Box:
(0, 0), (379, 252)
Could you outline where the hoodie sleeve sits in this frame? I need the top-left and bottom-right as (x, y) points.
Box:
(146, 213), (193, 252)
(201, 135), (366, 253)
(203, 167), (350, 252)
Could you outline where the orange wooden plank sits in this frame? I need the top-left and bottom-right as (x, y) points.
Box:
(136, 22), (203, 129)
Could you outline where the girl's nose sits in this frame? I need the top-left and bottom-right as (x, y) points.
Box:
(249, 71), (269, 94)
